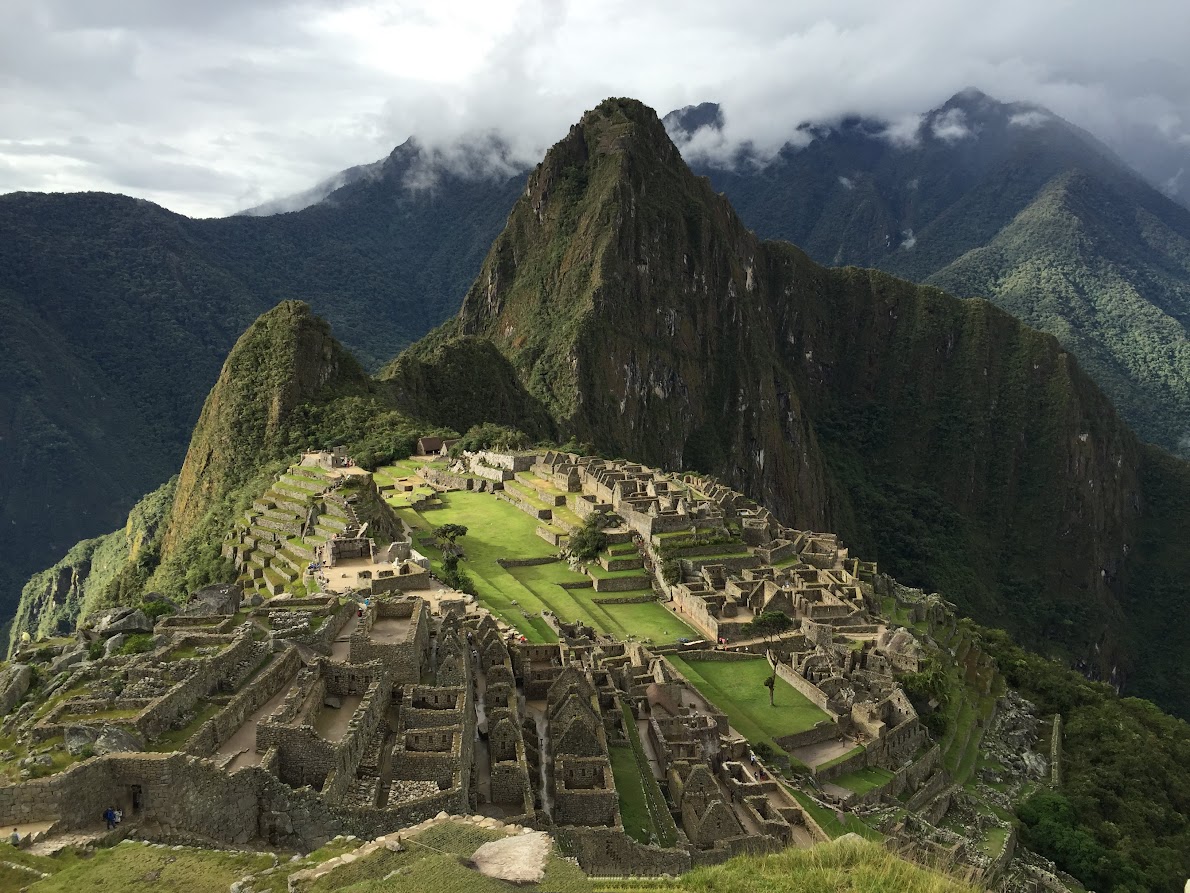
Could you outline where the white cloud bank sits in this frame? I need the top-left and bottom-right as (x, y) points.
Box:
(1, 0), (1189, 217)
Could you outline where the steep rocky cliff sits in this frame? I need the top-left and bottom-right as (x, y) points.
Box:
(8, 478), (175, 649)
(401, 98), (1180, 709)
(158, 300), (373, 562)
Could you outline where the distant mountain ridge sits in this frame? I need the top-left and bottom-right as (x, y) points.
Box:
(0, 142), (522, 619)
(7, 87), (1190, 654)
(667, 90), (1190, 457)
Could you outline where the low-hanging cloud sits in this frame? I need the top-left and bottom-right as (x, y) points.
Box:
(1, 0), (1189, 217)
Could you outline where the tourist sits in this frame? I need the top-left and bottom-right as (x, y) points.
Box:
(9, 828), (19, 846)
(103, 807), (116, 830)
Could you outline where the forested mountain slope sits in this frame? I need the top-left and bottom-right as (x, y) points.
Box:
(397, 97), (1190, 716)
(0, 144), (521, 618)
(672, 90), (1190, 458)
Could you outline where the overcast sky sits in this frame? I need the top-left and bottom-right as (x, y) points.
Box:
(2, 0), (1189, 218)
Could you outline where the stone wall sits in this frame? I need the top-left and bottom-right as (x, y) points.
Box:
(555, 826), (693, 877)
(773, 656), (837, 718)
(348, 598), (429, 683)
(773, 719), (841, 752)
(478, 451), (536, 472)
(186, 647), (302, 757)
(0, 751), (480, 850)
(591, 574), (652, 593)
(135, 632), (264, 741)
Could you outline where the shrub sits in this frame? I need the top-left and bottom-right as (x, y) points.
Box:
(569, 513), (611, 561)
(141, 599), (176, 621)
(661, 559), (682, 585)
(119, 634), (155, 656)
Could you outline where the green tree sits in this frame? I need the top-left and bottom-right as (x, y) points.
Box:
(432, 524), (469, 559)
(744, 611), (794, 706)
(569, 512), (611, 561)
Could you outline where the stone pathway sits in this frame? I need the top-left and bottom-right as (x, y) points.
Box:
(25, 826), (110, 856)
(330, 610), (360, 661)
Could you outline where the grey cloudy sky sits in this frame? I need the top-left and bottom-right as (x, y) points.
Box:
(2, 0), (1188, 217)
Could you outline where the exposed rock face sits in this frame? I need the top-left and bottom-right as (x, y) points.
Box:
(470, 830), (551, 883)
(406, 98), (1148, 687)
(8, 478), (175, 653)
(63, 725), (144, 756)
(97, 609), (152, 636)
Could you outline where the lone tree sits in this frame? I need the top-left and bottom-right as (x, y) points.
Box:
(432, 524), (469, 560)
(569, 512), (612, 562)
(744, 611), (794, 706)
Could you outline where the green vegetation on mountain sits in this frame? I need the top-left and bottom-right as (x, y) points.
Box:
(8, 478), (175, 650)
(8, 302), (451, 641)
(404, 97), (1190, 716)
(0, 146), (521, 619)
(976, 624), (1190, 892)
(684, 90), (1190, 459)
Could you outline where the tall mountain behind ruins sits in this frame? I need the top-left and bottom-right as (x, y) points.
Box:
(10, 98), (1190, 720)
(386, 98), (1190, 717)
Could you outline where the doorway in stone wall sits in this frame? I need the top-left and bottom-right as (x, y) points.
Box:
(129, 785), (143, 814)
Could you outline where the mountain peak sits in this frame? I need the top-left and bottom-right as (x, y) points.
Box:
(157, 300), (369, 561)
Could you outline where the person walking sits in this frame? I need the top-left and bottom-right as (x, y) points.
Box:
(103, 807), (116, 830)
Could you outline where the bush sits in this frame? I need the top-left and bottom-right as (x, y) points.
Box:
(449, 423), (529, 457)
(141, 599), (176, 621)
(119, 634), (155, 656)
(661, 559), (682, 585)
(569, 513), (611, 561)
(87, 641), (105, 661)
(440, 564), (477, 596)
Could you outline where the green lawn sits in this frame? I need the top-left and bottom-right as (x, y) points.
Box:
(665, 656), (830, 753)
(510, 565), (699, 644)
(396, 492), (560, 642)
(832, 766), (895, 795)
(396, 490), (698, 645)
(609, 744), (656, 844)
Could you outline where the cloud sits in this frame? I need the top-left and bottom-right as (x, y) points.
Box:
(930, 108), (973, 142)
(0, 0), (1189, 216)
(1009, 109), (1051, 128)
(838, 176), (854, 189)
(901, 229), (917, 249)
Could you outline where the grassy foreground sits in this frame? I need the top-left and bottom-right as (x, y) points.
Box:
(592, 837), (978, 893)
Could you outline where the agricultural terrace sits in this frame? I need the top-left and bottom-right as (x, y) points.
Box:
(394, 491), (699, 646)
(665, 656), (830, 755)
